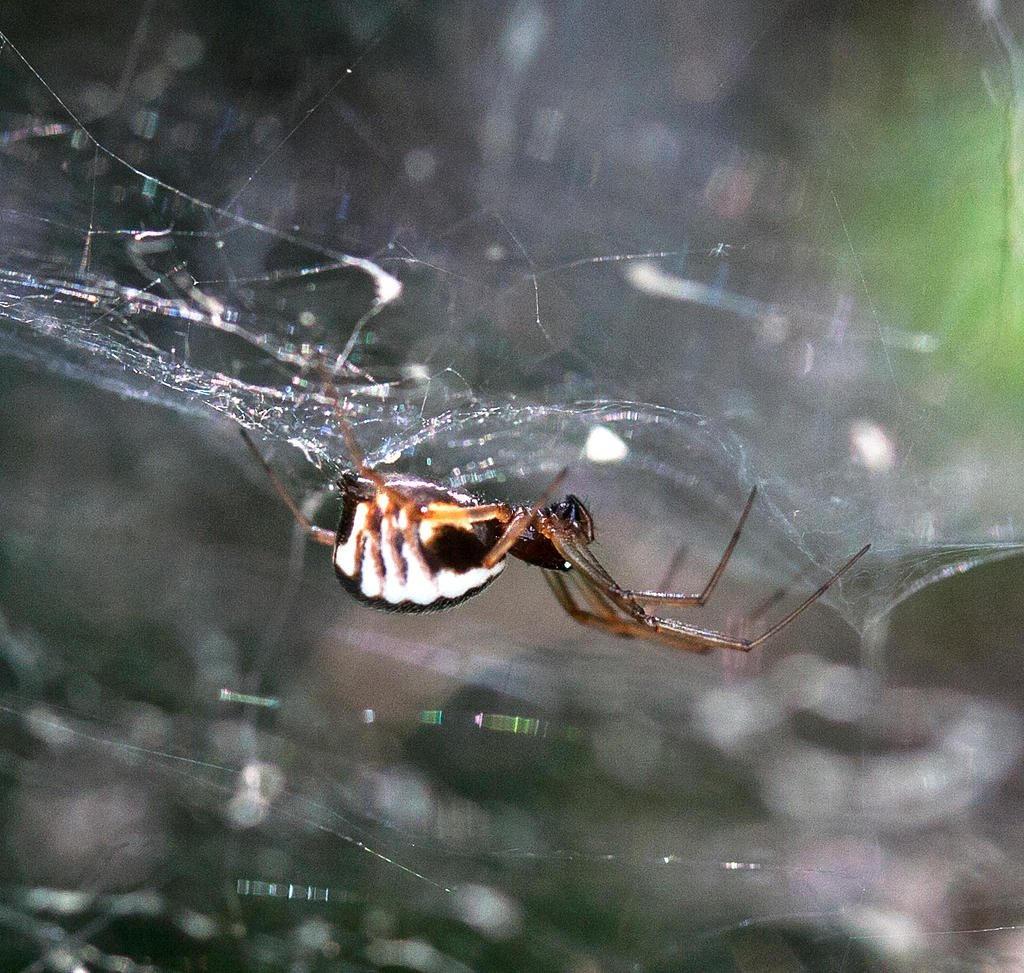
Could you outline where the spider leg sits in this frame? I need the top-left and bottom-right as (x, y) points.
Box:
(641, 543), (871, 650)
(240, 428), (337, 547)
(481, 467), (569, 568)
(549, 531), (870, 653)
(315, 360), (388, 491)
(543, 572), (643, 640)
(610, 486), (759, 607)
(421, 503), (512, 526)
(545, 571), (724, 652)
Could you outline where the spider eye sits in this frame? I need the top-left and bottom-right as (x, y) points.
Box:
(550, 494), (595, 542)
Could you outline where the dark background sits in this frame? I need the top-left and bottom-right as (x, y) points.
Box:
(3, 1), (1024, 970)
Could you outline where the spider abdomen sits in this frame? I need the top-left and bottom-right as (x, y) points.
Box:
(332, 477), (507, 612)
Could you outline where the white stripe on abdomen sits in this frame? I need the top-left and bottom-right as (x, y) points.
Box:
(335, 502), (506, 607)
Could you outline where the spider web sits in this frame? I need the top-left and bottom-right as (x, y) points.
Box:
(2, 1), (1024, 970)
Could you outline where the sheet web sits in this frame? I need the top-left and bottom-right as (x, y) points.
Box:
(2, 2), (1024, 971)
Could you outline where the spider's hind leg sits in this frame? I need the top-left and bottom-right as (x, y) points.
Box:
(240, 428), (337, 547)
(314, 358), (387, 490)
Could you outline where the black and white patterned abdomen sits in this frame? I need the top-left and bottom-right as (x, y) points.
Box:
(332, 478), (506, 612)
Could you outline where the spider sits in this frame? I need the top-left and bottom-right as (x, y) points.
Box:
(240, 420), (869, 654)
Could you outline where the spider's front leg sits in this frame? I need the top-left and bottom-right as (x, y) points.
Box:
(544, 572), (648, 641)
(546, 523), (870, 653)
(543, 572), (723, 653)
(605, 486), (760, 608)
